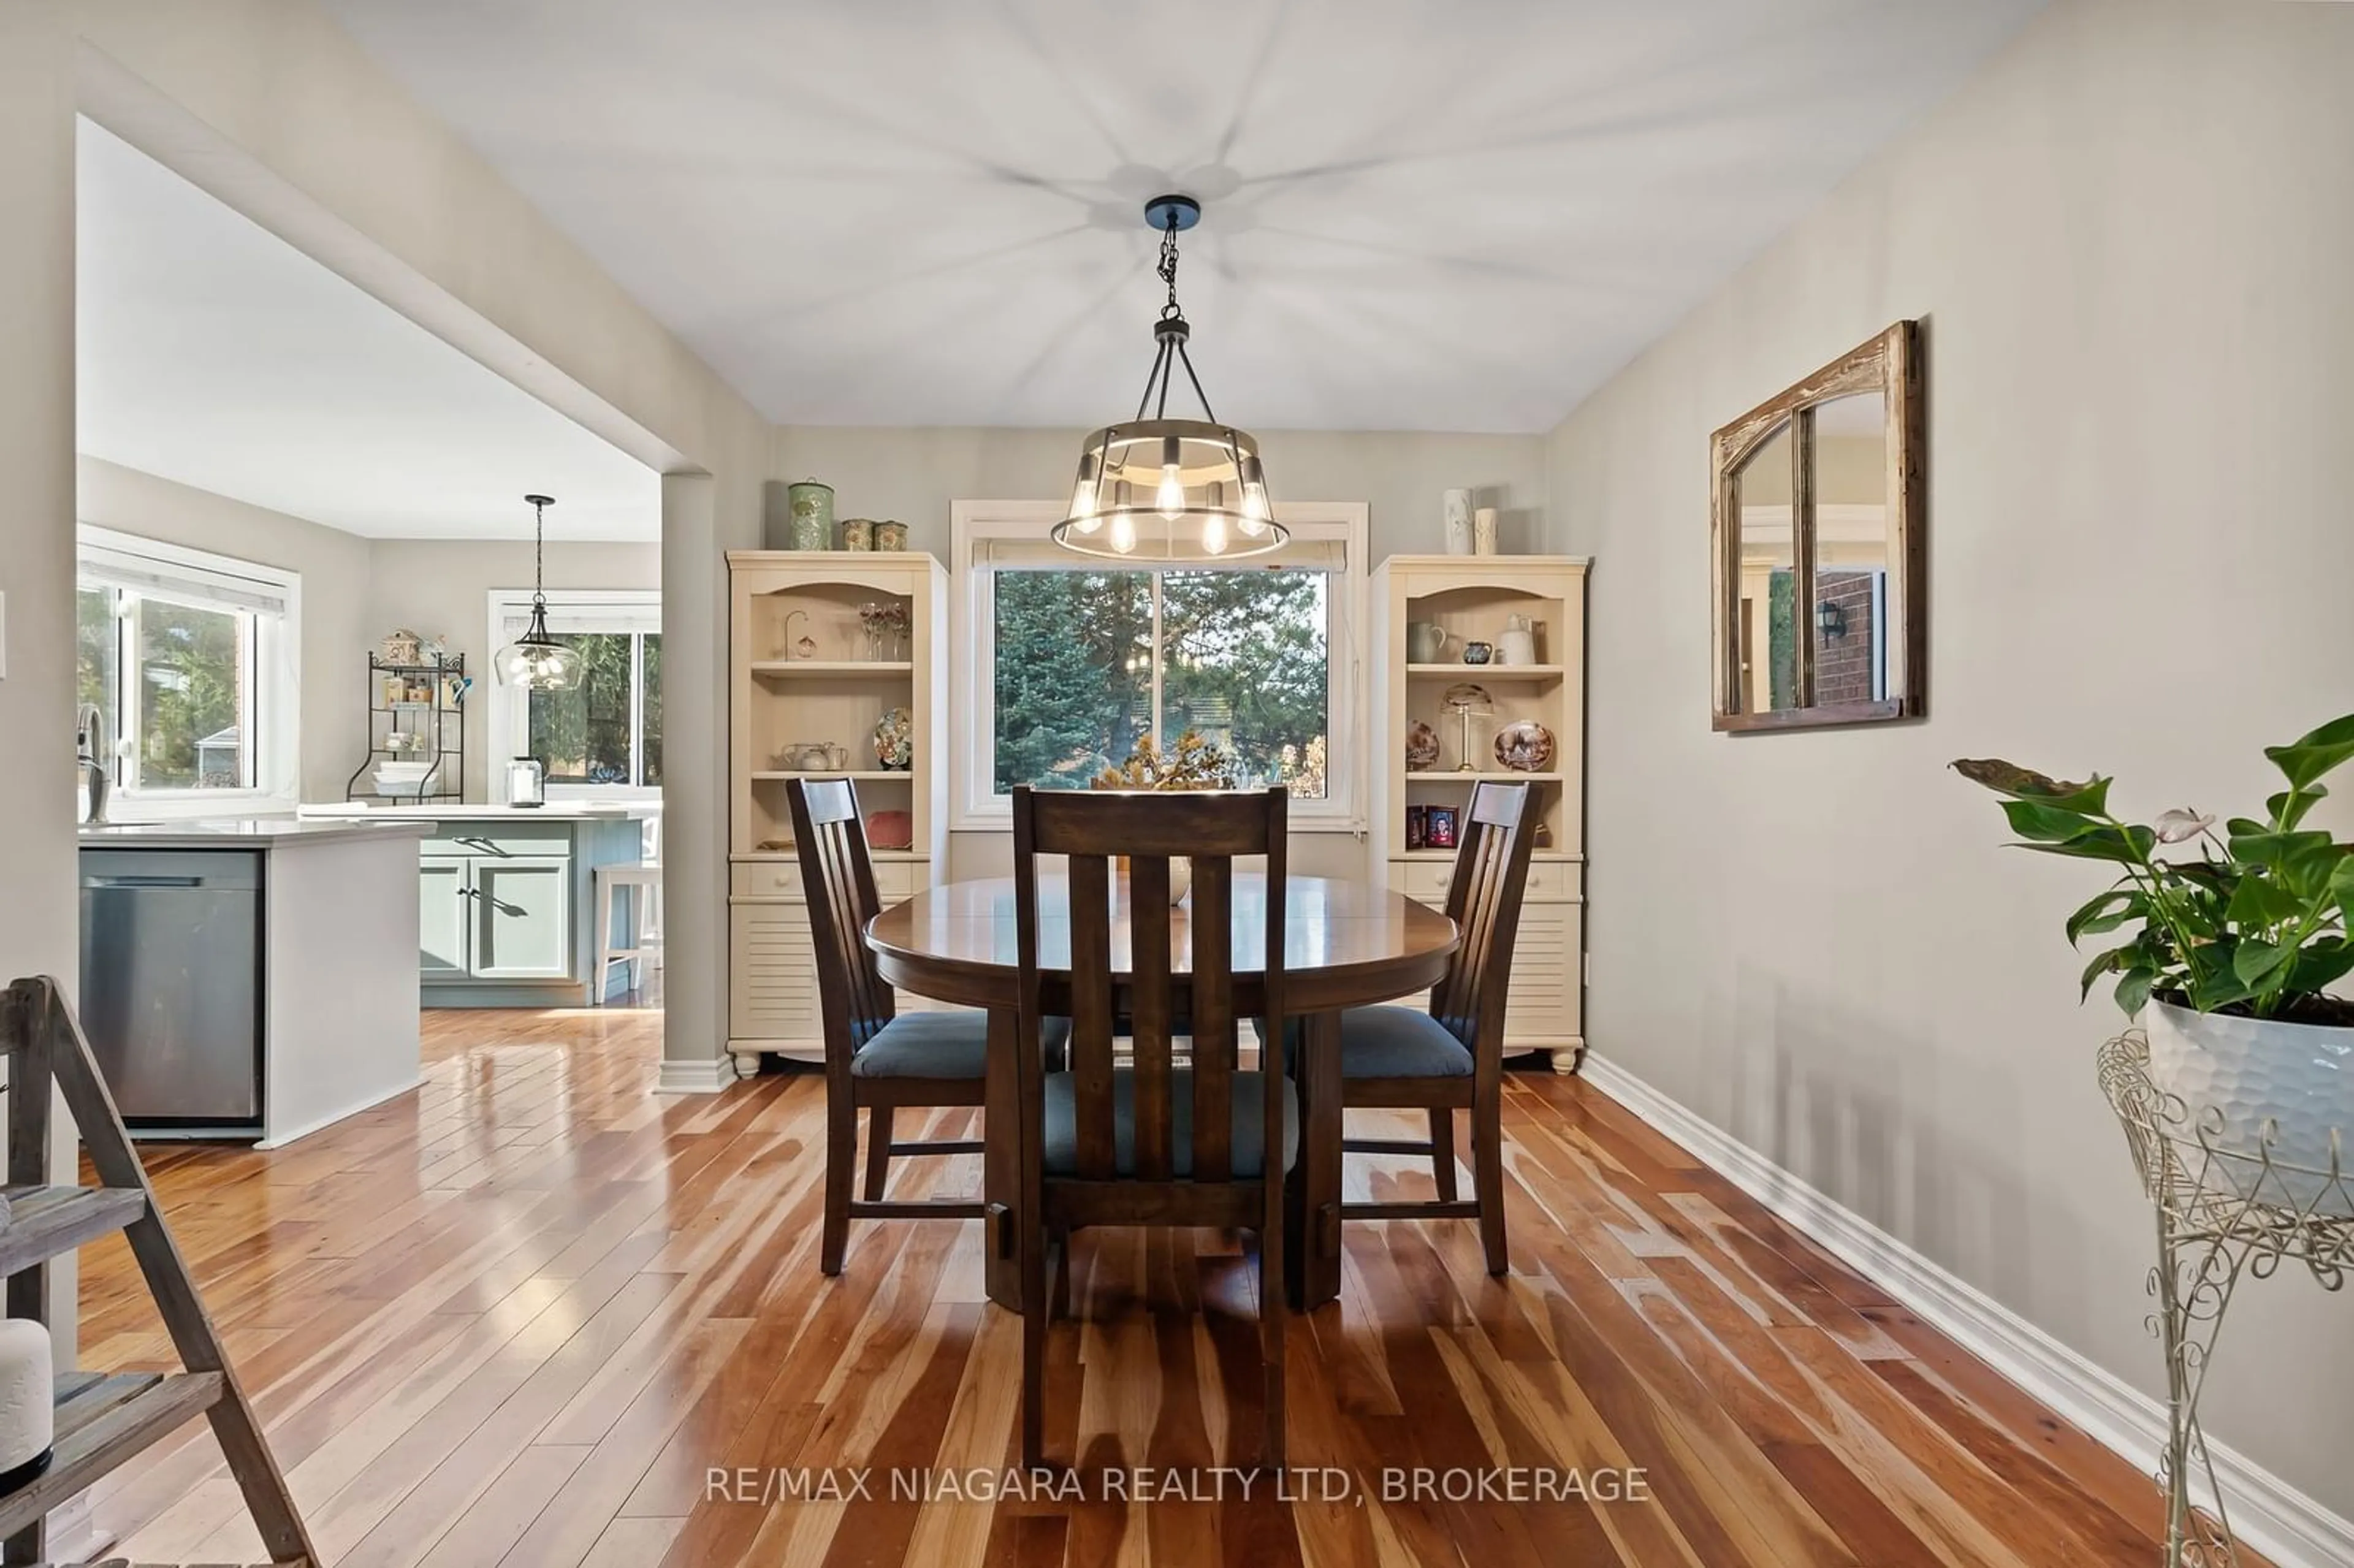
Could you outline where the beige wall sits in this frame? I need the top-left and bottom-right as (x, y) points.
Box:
(77, 457), (373, 801)
(1547, 0), (2354, 1522)
(777, 424), (1546, 878)
(367, 538), (661, 800)
(774, 425), (1547, 566)
(0, 1), (79, 993)
(0, 0), (82, 1361)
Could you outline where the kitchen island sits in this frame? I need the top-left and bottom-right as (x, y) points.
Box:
(300, 802), (654, 1007)
(79, 816), (429, 1146)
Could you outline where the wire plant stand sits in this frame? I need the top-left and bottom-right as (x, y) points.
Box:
(2098, 1029), (2354, 1567)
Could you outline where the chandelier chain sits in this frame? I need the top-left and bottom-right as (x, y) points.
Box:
(1157, 215), (1183, 322)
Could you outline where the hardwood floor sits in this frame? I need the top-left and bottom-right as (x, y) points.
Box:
(74, 1004), (2211, 1568)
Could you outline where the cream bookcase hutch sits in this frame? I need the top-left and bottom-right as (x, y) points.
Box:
(1369, 555), (1589, 1071)
(726, 551), (949, 1076)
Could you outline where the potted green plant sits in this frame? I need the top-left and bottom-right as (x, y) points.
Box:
(1954, 714), (2354, 1212)
(1094, 729), (1236, 904)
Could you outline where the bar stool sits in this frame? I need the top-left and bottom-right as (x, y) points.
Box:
(592, 862), (662, 1004)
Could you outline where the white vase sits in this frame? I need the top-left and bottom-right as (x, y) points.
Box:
(1442, 489), (1474, 555)
(2140, 999), (2354, 1216)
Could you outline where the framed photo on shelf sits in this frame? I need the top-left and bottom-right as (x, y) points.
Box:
(1425, 805), (1458, 850)
(1406, 804), (1427, 850)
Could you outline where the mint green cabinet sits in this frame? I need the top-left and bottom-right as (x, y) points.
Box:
(418, 858), (470, 978)
(416, 816), (643, 1007)
(469, 856), (572, 979)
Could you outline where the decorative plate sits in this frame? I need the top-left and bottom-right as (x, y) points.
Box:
(1493, 720), (1556, 773)
(873, 706), (915, 771)
(1404, 720), (1441, 772)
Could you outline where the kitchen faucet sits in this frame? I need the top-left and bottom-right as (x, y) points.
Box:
(76, 704), (110, 824)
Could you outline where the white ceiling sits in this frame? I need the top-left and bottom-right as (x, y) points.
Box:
(321, 0), (2043, 434)
(76, 120), (661, 541)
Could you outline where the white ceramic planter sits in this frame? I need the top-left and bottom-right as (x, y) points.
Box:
(2140, 999), (2354, 1216)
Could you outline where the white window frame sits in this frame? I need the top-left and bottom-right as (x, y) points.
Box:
(950, 500), (1368, 833)
(486, 588), (663, 802)
(77, 525), (301, 820)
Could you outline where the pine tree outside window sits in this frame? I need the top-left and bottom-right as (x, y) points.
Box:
(952, 502), (1365, 830)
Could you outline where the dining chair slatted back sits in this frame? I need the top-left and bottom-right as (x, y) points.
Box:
(789, 778), (896, 1051)
(788, 778), (986, 1278)
(1429, 782), (1536, 1063)
(1008, 785), (1292, 1469)
(1331, 779), (1536, 1277)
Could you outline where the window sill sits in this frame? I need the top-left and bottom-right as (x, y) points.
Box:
(950, 812), (1365, 836)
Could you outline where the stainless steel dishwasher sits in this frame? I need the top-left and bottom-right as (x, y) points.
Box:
(78, 848), (266, 1138)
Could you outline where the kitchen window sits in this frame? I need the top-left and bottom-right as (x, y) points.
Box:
(952, 502), (1365, 829)
(76, 528), (300, 812)
(486, 590), (661, 797)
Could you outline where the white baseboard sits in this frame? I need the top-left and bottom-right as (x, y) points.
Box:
(254, 1075), (424, 1150)
(1578, 1052), (2354, 1568)
(655, 1055), (734, 1095)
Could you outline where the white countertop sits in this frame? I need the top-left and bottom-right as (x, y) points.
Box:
(297, 802), (658, 821)
(80, 818), (434, 850)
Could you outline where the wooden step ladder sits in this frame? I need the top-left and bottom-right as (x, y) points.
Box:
(0, 976), (318, 1568)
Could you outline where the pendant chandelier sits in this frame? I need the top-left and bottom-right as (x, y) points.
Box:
(493, 493), (582, 691)
(1052, 195), (1286, 562)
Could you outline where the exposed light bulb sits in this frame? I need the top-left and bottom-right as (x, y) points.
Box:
(1240, 454), (1271, 533)
(1068, 447), (1103, 531)
(1202, 515), (1228, 555)
(1154, 435), (1186, 520)
(1109, 514), (1137, 555)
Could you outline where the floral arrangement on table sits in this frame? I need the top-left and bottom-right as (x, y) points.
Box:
(1092, 731), (1232, 904)
(1094, 729), (1235, 791)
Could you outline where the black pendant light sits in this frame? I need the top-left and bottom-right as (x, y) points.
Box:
(493, 494), (582, 691)
(1053, 195), (1285, 562)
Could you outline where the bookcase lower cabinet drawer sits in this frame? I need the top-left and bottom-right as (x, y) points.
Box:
(1504, 902), (1582, 1045)
(729, 902), (818, 1040)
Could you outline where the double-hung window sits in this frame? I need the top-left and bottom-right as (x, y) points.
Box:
(486, 590), (662, 799)
(76, 527), (300, 813)
(953, 502), (1365, 829)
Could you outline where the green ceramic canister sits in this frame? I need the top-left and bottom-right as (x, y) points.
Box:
(786, 479), (835, 550)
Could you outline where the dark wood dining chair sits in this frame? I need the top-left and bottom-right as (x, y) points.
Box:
(1334, 780), (1536, 1273)
(1008, 785), (1293, 1471)
(787, 777), (1068, 1276)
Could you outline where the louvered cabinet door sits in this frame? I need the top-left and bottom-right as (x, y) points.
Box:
(1504, 900), (1583, 1046)
(729, 901), (820, 1045)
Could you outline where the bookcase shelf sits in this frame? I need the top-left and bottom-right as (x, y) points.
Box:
(726, 551), (949, 1079)
(1372, 554), (1590, 1074)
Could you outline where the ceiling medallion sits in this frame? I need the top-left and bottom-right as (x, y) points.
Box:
(1052, 194), (1285, 563)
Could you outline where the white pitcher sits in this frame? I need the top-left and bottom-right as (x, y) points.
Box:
(1497, 614), (1537, 668)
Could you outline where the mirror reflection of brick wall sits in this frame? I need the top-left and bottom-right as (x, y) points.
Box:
(1814, 569), (1882, 707)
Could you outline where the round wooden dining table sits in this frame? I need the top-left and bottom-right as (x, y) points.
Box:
(867, 873), (1457, 1312)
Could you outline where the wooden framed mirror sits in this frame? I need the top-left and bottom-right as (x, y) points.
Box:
(1710, 321), (1923, 732)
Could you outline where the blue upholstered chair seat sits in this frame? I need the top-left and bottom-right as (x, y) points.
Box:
(1042, 1068), (1298, 1177)
(851, 1013), (1071, 1078)
(1262, 1007), (1476, 1078)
